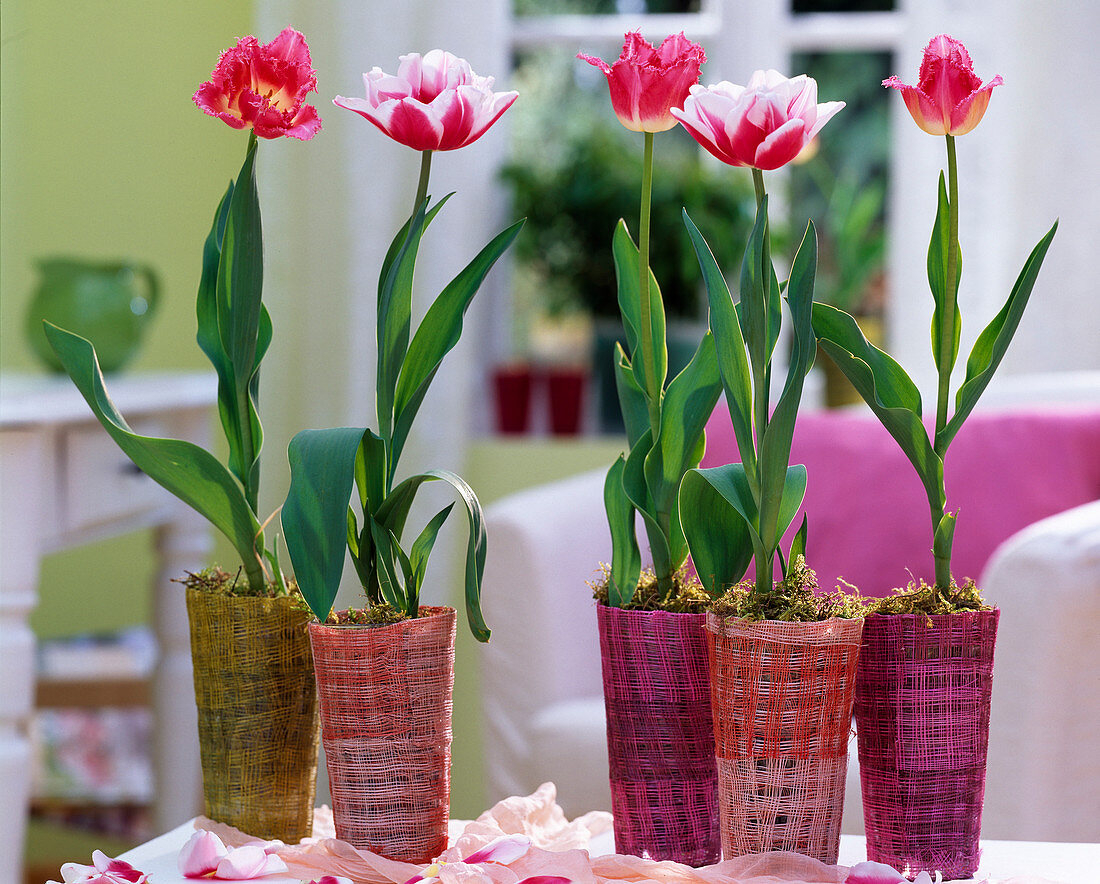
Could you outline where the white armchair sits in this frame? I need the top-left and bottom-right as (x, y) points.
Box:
(478, 424), (1100, 840)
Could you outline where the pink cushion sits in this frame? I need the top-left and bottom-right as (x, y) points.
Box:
(700, 406), (1100, 597)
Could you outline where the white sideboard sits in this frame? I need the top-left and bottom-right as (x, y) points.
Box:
(0, 372), (216, 884)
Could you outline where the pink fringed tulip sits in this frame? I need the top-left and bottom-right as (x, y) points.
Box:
(672, 70), (844, 170)
(884, 34), (1002, 136)
(334, 50), (517, 151)
(194, 27), (321, 140)
(578, 31), (706, 133)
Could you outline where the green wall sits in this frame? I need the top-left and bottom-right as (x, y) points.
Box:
(1, 1), (253, 635)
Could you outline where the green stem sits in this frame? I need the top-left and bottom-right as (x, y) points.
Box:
(935, 135), (959, 443)
(414, 150), (433, 217)
(637, 132), (660, 432)
(932, 135), (959, 592)
(750, 168), (772, 599)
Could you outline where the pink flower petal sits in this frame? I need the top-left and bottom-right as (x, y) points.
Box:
(516, 878), (573, 884)
(308, 878), (354, 884)
(214, 844), (288, 879)
(179, 830), (229, 878)
(463, 833), (532, 865)
(846, 860), (907, 884)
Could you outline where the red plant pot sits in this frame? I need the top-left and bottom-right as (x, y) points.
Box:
(547, 367), (586, 436)
(492, 365), (533, 434)
(597, 605), (719, 867)
(855, 610), (999, 880)
(707, 614), (863, 864)
(309, 606), (456, 862)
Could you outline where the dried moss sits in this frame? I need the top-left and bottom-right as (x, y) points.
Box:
(178, 567), (293, 599)
(591, 564), (712, 613)
(871, 577), (991, 617)
(324, 602), (412, 627)
(709, 557), (870, 622)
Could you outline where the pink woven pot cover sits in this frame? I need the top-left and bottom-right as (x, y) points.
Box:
(707, 614), (863, 864)
(855, 610), (999, 880)
(309, 606), (456, 863)
(597, 605), (720, 867)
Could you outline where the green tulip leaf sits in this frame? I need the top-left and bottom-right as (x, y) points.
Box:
(282, 426), (365, 622)
(377, 469), (490, 642)
(928, 172), (962, 378)
(644, 330), (721, 531)
(44, 325), (266, 589)
(621, 429), (672, 582)
(604, 455), (641, 607)
(409, 503), (455, 597)
(613, 343), (649, 449)
(678, 468), (754, 597)
(812, 302), (946, 519)
(390, 219), (525, 476)
(940, 221), (1058, 452)
(376, 198), (432, 442)
(612, 219), (667, 401)
(759, 221), (817, 550)
(683, 209), (756, 483)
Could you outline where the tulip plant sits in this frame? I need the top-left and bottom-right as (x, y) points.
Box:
(672, 71), (844, 602)
(579, 32), (723, 607)
(811, 35), (1057, 602)
(280, 51), (521, 640)
(45, 28), (321, 595)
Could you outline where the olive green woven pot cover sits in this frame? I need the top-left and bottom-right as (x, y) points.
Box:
(186, 587), (320, 842)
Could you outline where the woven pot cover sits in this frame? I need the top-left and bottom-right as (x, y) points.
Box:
(186, 587), (320, 843)
(598, 605), (720, 867)
(855, 610), (999, 880)
(309, 606), (456, 863)
(707, 614), (863, 864)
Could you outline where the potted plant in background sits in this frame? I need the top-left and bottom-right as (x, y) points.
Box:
(787, 50), (891, 408)
(576, 31), (724, 867)
(674, 69), (865, 865)
(42, 28), (323, 843)
(812, 35), (1057, 879)
(499, 62), (754, 435)
(279, 50), (521, 863)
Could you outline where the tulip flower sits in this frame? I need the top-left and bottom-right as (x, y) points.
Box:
(813, 35), (1056, 598)
(672, 70), (844, 171)
(577, 30), (722, 606)
(334, 50), (517, 152)
(578, 31), (706, 133)
(884, 34), (1002, 137)
(193, 27), (321, 140)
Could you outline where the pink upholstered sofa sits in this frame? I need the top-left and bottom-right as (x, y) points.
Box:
(478, 392), (1100, 841)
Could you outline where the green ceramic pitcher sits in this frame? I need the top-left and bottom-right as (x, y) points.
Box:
(26, 257), (159, 373)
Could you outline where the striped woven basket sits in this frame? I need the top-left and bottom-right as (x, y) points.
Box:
(598, 605), (720, 867)
(309, 606), (456, 863)
(855, 610), (999, 880)
(707, 613), (863, 864)
(185, 587), (320, 843)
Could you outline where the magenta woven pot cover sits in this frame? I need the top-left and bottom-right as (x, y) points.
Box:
(855, 610), (999, 880)
(309, 606), (456, 863)
(707, 614), (863, 864)
(597, 604), (719, 867)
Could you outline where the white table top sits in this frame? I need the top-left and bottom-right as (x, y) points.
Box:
(119, 818), (1099, 884)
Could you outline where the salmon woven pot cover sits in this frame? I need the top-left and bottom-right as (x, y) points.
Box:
(707, 614), (863, 864)
(855, 610), (999, 880)
(597, 605), (719, 867)
(309, 606), (456, 863)
(185, 587), (320, 843)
